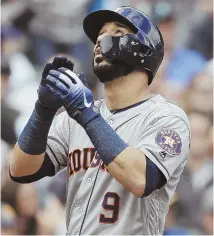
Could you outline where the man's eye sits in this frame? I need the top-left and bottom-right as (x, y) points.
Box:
(115, 29), (123, 34)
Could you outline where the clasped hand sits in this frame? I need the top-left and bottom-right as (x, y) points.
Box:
(38, 57), (98, 126)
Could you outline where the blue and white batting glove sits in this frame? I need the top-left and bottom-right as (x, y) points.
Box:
(38, 56), (74, 112)
(44, 67), (100, 127)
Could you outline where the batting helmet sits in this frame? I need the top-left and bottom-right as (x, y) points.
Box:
(83, 6), (164, 84)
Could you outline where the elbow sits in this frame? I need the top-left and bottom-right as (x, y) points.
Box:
(9, 167), (34, 184)
(9, 163), (21, 178)
(130, 179), (146, 198)
(9, 164), (17, 178)
(9, 166), (21, 183)
(9, 169), (19, 183)
(9, 162), (27, 181)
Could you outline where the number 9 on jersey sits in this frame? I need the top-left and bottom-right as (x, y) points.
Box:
(99, 192), (120, 224)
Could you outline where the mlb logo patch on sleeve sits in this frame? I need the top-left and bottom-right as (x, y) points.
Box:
(155, 129), (182, 155)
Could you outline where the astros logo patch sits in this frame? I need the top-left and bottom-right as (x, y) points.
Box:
(155, 129), (182, 155)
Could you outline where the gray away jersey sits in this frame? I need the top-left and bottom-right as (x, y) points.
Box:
(46, 94), (191, 235)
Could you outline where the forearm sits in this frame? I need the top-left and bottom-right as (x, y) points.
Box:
(10, 101), (55, 177)
(10, 144), (45, 177)
(18, 101), (55, 154)
(84, 115), (147, 196)
(107, 146), (147, 197)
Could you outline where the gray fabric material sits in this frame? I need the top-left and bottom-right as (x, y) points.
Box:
(46, 94), (191, 235)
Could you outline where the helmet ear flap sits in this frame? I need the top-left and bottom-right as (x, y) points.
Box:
(139, 46), (153, 57)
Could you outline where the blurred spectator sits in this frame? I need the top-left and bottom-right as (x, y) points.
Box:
(1, 59), (19, 186)
(15, 184), (40, 235)
(150, 0), (213, 105)
(201, 186), (213, 234)
(163, 8), (212, 94)
(1, 60), (19, 145)
(1, 203), (19, 235)
(10, 0), (93, 67)
(37, 169), (67, 234)
(1, 23), (38, 137)
(164, 198), (192, 235)
(182, 59), (213, 118)
(36, 194), (66, 235)
(188, 112), (212, 191)
(186, 0), (213, 61)
(153, 0), (176, 59)
(149, 1), (178, 100)
(175, 112), (213, 232)
(1, 179), (19, 211)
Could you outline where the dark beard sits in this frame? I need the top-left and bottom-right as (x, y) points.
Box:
(92, 58), (135, 83)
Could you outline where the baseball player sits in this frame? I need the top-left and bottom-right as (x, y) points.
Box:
(10, 7), (191, 235)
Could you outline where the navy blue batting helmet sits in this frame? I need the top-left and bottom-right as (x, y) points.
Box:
(83, 6), (164, 84)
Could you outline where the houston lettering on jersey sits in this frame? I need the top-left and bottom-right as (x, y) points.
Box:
(68, 148), (108, 176)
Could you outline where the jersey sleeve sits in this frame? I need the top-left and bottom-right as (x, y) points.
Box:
(46, 111), (70, 174)
(135, 115), (190, 180)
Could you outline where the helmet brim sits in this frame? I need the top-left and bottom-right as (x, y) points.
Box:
(83, 10), (138, 44)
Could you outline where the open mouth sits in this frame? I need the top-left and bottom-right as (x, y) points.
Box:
(95, 54), (104, 63)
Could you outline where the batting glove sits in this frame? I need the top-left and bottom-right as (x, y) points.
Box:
(38, 56), (74, 111)
(43, 67), (100, 127)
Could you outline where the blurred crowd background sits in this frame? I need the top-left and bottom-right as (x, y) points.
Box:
(1, 0), (213, 235)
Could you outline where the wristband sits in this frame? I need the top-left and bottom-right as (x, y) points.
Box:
(18, 101), (56, 155)
(85, 115), (128, 165)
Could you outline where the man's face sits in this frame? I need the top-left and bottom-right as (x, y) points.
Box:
(93, 22), (132, 66)
(92, 22), (135, 83)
